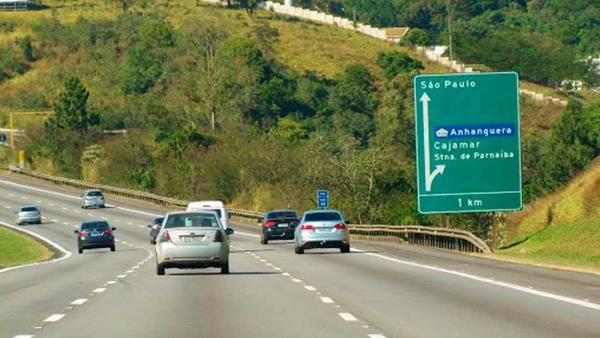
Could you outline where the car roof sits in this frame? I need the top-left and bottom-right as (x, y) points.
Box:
(166, 210), (220, 216)
(19, 205), (39, 209)
(266, 209), (297, 213)
(187, 201), (224, 207)
(81, 220), (108, 225)
(84, 189), (102, 193)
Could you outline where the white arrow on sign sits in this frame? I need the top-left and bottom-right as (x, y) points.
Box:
(421, 92), (446, 192)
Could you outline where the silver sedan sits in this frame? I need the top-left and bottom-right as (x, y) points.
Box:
(155, 211), (234, 275)
(294, 210), (350, 254)
(16, 205), (42, 225)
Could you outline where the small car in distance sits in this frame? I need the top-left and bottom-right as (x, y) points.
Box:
(147, 217), (165, 244)
(74, 221), (116, 254)
(155, 211), (234, 276)
(81, 189), (106, 209)
(294, 210), (350, 254)
(16, 205), (42, 225)
(259, 210), (299, 244)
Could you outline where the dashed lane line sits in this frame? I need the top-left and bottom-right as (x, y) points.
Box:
(43, 314), (65, 322)
(304, 285), (317, 291)
(320, 297), (334, 304)
(368, 334), (387, 338)
(93, 288), (106, 294)
(338, 313), (358, 322)
(71, 298), (87, 305)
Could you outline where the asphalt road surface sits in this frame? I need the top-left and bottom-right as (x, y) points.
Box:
(1, 173), (599, 338)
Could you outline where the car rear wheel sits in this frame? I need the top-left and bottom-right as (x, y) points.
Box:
(295, 245), (304, 255)
(221, 262), (230, 274)
(78, 248), (83, 254)
(340, 244), (350, 253)
(156, 264), (165, 276)
(110, 245), (115, 252)
(260, 235), (268, 245)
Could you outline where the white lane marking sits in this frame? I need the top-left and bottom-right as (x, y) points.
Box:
(21, 196), (28, 200)
(352, 249), (600, 312)
(281, 272), (290, 276)
(0, 180), (79, 200)
(115, 206), (161, 217)
(44, 314), (65, 322)
(87, 213), (94, 217)
(338, 313), (358, 322)
(291, 278), (302, 283)
(368, 334), (386, 338)
(304, 285), (317, 291)
(125, 270), (134, 274)
(128, 222), (133, 225)
(273, 267), (282, 271)
(63, 222), (68, 225)
(3, 206), (9, 209)
(0, 221), (72, 273)
(71, 298), (87, 305)
(62, 207), (68, 210)
(320, 297), (334, 304)
(106, 281), (117, 285)
(93, 288), (106, 293)
(132, 266), (139, 270)
(8, 193), (15, 197)
(48, 203), (54, 207)
(259, 259), (266, 262)
(14, 335), (34, 338)
(117, 275), (126, 278)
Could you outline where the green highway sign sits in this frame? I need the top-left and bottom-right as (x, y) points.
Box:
(413, 72), (522, 214)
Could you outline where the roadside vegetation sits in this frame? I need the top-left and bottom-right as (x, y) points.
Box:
(501, 157), (600, 270)
(0, 227), (53, 268)
(0, 0), (598, 246)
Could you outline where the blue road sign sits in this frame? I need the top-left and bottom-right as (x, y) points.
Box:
(0, 133), (6, 143)
(317, 190), (329, 209)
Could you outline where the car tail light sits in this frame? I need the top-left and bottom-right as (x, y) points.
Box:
(103, 229), (112, 235)
(291, 220), (300, 226)
(80, 231), (89, 236)
(214, 230), (224, 242)
(153, 225), (161, 231)
(301, 224), (314, 231)
(334, 223), (346, 230)
(160, 231), (171, 243)
(264, 220), (277, 228)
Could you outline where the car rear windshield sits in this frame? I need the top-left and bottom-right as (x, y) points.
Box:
(164, 213), (220, 229)
(204, 209), (222, 218)
(267, 211), (297, 219)
(21, 207), (39, 212)
(154, 217), (164, 225)
(86, 191), (103, 197)
(81, 222), (109, 230)
(304, 212), (342, 221)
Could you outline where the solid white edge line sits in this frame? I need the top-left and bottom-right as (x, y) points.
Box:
(0, 221), (72, 273)
(43, 314), (65, 322)
(13, 335), (34, 338)
(352, 248), (600, 312)
(338, 313), (357, 321)
(0, 180), (80, 201)
(368, 334), (386, 338)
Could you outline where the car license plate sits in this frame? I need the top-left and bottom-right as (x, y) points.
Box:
(316, 228), (331, 233)
(278, 223), (289, 228)
(91, 233), (102, 237)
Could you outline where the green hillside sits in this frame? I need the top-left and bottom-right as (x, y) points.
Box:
(502, 157), (600, 270)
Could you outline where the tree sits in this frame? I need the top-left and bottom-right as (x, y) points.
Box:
(120, 46), (162, 95)
(376, 51), (423, 79)
(238, 0), (260, 16)
(185, 21), (228, 131)
(48, 77), (98, 132)
(18, 35), (34, 62)
(400, 28), (428, 46)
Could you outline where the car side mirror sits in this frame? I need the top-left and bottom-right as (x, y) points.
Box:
(73, 230), (79, 234)
(147, 224), (152, 228)
(111, 227), (116, 231)
(345, 220), (351, 225)
(225, 228), (234, 236)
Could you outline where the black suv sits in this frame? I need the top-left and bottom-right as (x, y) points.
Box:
(74, 221), (116, 254)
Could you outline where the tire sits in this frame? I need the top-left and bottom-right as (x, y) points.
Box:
(81, 205), (86, 209)
(110, 245), (115, 252)
(221, 261), (230, 274)
(260, 235), (268, 245)
(78, 248), (83, 254)
(156, 264), (165, 276)
(100, 204), (106, 208)
(295, 245), (304, 255)
(340, 244), (350, 253)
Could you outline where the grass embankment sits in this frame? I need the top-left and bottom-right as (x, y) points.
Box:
(501, 157), (600, 271)
(0, 226), (53, 268)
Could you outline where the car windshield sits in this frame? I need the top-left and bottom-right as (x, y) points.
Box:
(164, 213), (220, 229)
(154, 217), (164, 225)
(81, 222), (109, 230)
(204, 209), (222, 218)
(305, 212), (342, 221)
(86, 191), (103, 197)
(267, 211), (297, 219)
(20, 207), (38, 212)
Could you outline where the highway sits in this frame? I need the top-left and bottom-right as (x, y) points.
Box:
(1, 173), (599, 338)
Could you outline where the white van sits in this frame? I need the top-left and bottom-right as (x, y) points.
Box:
(186, 201), (229, 229)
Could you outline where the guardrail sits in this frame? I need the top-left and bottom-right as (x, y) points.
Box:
(1, 165), (490, 253)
